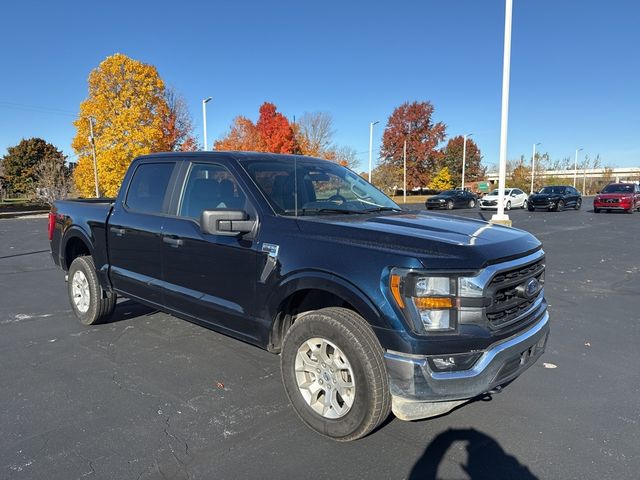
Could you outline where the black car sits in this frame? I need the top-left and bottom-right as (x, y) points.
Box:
(528, 185), (582, 211)
(425, 189), (478, 210)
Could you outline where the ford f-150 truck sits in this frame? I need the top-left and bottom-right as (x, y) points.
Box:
(49, 152), (549, 441)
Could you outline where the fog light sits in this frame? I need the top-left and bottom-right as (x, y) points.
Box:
(427, 352), (482, 372)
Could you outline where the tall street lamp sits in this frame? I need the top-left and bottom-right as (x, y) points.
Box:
(491, 0), (513, 226)
(530, 142), (541, 194)
(573, 148), (583, 188)
(368, 121), (379, 182)
(461, 133), (473, 190)
(202, 97), (212, 151)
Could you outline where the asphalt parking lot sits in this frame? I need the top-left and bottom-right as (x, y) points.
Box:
(1, 202), (638, 480)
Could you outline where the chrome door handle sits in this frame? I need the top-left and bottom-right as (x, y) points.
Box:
(163, 236), (184, 247)
(110, 227), (126, 236)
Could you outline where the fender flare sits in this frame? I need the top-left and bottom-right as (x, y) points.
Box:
(60, 226), (94, 269)
(267, 270), (390, 331)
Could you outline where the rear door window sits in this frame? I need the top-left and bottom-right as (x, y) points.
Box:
(125, 162), (175, 214)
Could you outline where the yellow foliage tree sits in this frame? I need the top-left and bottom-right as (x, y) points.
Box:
(72, 53), (169, 197)
(428, 167), (454, 191)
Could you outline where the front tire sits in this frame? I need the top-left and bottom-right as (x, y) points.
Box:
(281, 307), (391, 441)
(556, 200), (565, 211)
(506, 201), (511, 211)
(575, 199), (582, 210)
(68, 256), (116, 325)
(594, 207), (600, 213)
(468, 199), (476, 208)
(446, 200), (454, 210)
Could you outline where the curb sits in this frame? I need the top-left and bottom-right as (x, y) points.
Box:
(0, 210), (50, 219)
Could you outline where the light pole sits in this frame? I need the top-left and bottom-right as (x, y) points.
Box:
(202, 97), (212, 150)
(573, 147), (583, 187)
(403, 140), (407, 204)
(491, 0), (513, 226)
(530, 142), (541, 194)
(368, 121), (379, 182)
(461, 133), (473, 190)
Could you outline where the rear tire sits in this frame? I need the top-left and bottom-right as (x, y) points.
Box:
(468, 199), (476, 208)
(522, 200), (528, 209)
(68, 256), (116, 325)
(281, 307), (391, 441)
(506, 201), (511, 211)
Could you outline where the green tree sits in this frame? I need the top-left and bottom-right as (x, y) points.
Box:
(439, 136), (484, 185)
(372, 163), (402, 195)
(429, 167), (454, 191)
(1, 138), (65, 196)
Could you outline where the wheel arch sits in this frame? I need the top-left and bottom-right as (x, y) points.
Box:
(62, 228), (93, 270)
(267, 272), (385, 353)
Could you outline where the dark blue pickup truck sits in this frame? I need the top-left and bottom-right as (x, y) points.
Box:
(49, 151), (549, 441)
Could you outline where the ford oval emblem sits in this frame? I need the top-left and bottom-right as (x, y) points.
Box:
(525, 278), (539, 298)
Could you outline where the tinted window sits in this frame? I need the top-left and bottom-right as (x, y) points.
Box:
(125, 163), (174, 214)
(178, 163), (250, 221)
(602, 184), (633, 193)
(513, 189), (523, 195)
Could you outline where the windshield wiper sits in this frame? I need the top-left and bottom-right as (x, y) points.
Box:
(299, 208), (361, 215)
(363, 206), (403, 213)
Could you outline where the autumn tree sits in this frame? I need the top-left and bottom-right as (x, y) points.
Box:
(256, 102), (296, 154)
(439, 136), (485, 186)
(428, 167), (454, 191)
(1, 138), (65, 196)
(72, 53), (169, 197)
(372, 163), (402, 195)
(159, 87), (198, 152)
(380, 101), (446, 189)
(214, 116), (263, 151)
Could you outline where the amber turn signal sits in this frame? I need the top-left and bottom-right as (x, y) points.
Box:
(390, 274), (405, 308)
(413, 297), (453, 309)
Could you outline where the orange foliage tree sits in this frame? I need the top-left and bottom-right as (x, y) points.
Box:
(214, 116), (263, 151)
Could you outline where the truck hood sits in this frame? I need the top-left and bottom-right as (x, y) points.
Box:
(296, 211), (541, 270)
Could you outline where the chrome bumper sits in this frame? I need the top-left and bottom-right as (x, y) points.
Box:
(385, 312), (550, 420)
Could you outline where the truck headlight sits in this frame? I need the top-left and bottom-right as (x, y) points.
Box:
(390, 270), (483, 334)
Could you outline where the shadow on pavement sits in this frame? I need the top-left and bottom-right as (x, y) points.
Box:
(108, 299), (157, 323)
(408, 428), (537, 480)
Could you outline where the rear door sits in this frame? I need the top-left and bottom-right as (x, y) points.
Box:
(108, 160), (178, 305)
(160, 160), (262, 339)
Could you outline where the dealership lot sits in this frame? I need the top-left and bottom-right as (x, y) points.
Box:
(0, 203), (638, 480)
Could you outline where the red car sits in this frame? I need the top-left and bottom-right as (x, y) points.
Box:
(594, 183), (640, 213)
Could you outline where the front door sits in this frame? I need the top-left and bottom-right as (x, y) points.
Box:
(160, 161), (261, 340)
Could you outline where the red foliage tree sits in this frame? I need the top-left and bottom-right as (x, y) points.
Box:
(256, 102), (296, 154)
(380, 101), (446, 189)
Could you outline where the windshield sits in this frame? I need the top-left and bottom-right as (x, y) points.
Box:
(441, 190), (458, 195)
(239, 156), (401, 216)
(488, 189), (510, 196)
(539, 186), (566, 194)
(601, 184), (634, 194)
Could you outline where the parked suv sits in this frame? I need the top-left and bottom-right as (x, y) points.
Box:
(594, 183), (640, 213)
(528, 186), (582, 211)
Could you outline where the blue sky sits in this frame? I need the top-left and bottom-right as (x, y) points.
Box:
(1, 0), (639, 172)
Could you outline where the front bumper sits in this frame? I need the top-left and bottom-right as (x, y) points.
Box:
(594, 201), (629, 210)
(384, 312), (550, 420)
(425, 202), (447, 209)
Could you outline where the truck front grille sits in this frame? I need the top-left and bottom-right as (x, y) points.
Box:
(485, 258), (545, 329)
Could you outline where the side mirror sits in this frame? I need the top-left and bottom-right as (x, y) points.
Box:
(201, 209), (255, 236)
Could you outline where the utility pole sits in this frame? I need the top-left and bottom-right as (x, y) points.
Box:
(87, 117), (99, 198)
(403, 140), (407, 204)
(530, 142), (541, 194)
(368, 121), (379, 182)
